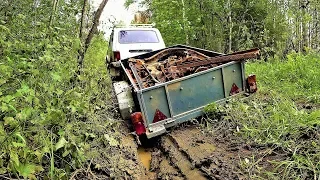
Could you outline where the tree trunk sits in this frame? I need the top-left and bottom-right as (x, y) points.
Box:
(316, 10), (319, 49)
(49, 0), (59, 28)
(301, 0), (310, 52)
(181, 0), (189, 45)
(296, 1), (301, 52)
(78, 0), (109, 69)
(302, 11), (308, 51)
(79, 0), (88, 40)
(313, 8), (318, 49)
(228, 0), (232, 53)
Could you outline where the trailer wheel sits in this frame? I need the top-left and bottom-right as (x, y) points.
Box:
(113, 81), (135, 120)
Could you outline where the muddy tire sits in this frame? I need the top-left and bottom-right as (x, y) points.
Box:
(113, 81), (135, 120)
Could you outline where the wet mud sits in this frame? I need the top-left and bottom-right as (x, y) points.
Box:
(88, 121), (282, 179)
(137, 125), (281, 180)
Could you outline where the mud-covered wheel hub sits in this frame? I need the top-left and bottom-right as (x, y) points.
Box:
(113, 81), (135, 120)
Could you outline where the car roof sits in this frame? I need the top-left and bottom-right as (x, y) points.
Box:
(113, 27), (159, 31)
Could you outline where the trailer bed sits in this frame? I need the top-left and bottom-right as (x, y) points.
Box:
(116, 45), (258, 138)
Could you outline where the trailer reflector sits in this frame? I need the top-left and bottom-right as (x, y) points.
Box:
(230, 83), (240, 96)
(153, 109), (167, 123)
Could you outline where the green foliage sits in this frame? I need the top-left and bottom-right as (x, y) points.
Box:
(147, 0), (289, 53)
(203, 103), (222, 120)
(0, 0), (116, 178)
(131, 0), (320, 57)
(204, 53), (320, 179)
(247, 53), (320, 103)
(151, 0), (187, 45)
(124, 0), (137, 8)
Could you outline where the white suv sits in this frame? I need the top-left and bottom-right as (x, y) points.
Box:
(107, 24), (165, 77)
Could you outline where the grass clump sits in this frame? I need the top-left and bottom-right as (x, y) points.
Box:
(204, 53), (320, 179)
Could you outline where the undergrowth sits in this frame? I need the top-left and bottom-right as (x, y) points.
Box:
(247, 53), (320, 104)
(0, 32), (120, 179)
(204, 53), (320, 179)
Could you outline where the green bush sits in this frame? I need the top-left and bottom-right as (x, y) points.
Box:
(0, 27), (115, 178)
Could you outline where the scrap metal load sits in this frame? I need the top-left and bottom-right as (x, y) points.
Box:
(127, 48), (260, 89)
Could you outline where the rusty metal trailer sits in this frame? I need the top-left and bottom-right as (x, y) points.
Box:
(113, 45), (258, 138)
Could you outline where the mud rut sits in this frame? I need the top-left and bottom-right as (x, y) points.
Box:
(132, 125), (256, 180)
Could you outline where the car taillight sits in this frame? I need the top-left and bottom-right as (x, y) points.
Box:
(113, 51), (121, 61)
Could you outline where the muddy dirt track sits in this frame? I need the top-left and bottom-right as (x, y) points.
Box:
(93, 123), (280, 180)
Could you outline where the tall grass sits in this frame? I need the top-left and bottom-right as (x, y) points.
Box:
(205, 53), (320, 179)
(246, 53), (320, 104)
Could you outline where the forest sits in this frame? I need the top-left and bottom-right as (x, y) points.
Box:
(0, 0), (319, 179)
(126, 0), (320, 57)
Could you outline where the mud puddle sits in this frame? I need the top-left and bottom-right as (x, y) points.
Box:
(137, 147), (152, 171)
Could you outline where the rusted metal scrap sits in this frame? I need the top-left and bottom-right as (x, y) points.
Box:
(176, 48), (260, 69)
(144, 48), (209, 63)
(128, 48), (260, 88)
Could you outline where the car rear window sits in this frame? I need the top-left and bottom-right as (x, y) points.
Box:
(118, 30), (159, 44)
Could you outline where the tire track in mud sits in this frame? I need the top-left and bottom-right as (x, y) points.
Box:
(168, 128), (216, 167)
(145, 126), (247, 180)
(160, 135), (207, 180)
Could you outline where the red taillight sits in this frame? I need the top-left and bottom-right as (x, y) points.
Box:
(247, 74), (257, 93)
(113, 51), (121, 61)
(130, 112), (146, 135)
